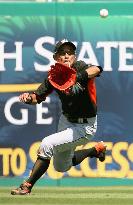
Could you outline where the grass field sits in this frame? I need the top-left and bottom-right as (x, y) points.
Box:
(0, 186), (133, 205)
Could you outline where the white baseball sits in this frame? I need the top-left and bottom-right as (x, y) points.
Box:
(100, 9), (109, 17)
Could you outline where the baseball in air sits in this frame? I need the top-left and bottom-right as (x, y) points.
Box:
(100, 9), (109, 18)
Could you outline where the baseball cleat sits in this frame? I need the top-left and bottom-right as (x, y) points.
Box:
(11, 181), (32, 195)
(94, 141), (107, 162)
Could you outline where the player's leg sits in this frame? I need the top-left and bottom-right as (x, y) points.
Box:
(53, 140), (106, 172)
(26, 158), (50, 186)
(11, 157), (50, 195)
(53, 115), (106, 171)
(11, 129), (65, 195)
(72, 141), (106, 166)
(71, 116), (106, 165)
(53, 149), (74, 172)
(11, 124), (84, 195)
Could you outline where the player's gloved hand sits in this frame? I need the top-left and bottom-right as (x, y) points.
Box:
(48, 63), (76, 93)
(19, 92), (33, 104)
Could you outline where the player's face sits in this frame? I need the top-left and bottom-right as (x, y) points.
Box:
(56, 45), (76, 67)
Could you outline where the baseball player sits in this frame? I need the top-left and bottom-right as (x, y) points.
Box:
(11, 40), (106, 195)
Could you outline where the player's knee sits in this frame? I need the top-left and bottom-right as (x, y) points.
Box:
(54, 163), (71, 172)
(37, 140), (53, 159)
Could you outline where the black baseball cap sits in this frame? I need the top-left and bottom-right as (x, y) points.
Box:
(54, 40), (76, 54)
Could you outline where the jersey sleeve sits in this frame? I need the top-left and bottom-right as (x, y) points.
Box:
(74, 61), (103, 87)
(87, 64), (103, 77)
(74, 61), (89, 85)
(34, 78), (53, 103)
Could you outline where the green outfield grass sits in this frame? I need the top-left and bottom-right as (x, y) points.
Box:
(0, 186), (133, 205)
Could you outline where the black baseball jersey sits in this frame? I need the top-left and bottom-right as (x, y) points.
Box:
(35, 61), (101, 118)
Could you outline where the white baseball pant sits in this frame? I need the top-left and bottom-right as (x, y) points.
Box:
(37, 114), (97, 172)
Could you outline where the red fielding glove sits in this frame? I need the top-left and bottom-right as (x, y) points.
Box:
(48, 63), (76, 93)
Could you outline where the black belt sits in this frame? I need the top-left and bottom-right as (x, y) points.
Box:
(67, 117), (89, 123)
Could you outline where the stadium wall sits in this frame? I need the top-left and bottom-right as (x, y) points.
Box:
(0, 1), (133, 186)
